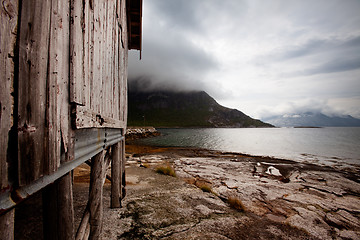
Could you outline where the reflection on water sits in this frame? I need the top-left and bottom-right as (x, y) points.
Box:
(133, 127), (360, 167)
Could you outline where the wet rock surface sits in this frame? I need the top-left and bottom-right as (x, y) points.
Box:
(126, 127), (161, 140)
(100, 145), (360, 239)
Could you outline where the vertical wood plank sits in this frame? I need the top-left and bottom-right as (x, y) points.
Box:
(120, 0), (128, 123)
(123, 1), (128, 125)
(0, 209), (15, 240)
(70, 0), (85, 105)
(89, 151), (104, 239)
(88, 2), (95, 111)
(46, 0), (69, 174)
(107, 2), (114, 119)
(0, 0), (18, 191)
(103, 1), (109, 117)
(59, 0), (71, 153)
(43, 172), (74, 240)
(92, 0), (101, 114)
(18, 0), (52, 185)
(111, 142), (121, 208)
(83, 0), (91, 107)
(99, 1), (106, 116)
(122, 7), (129, 122)
(112, 6), (119, 120)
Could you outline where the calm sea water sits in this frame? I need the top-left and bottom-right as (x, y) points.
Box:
(132, 127), (360, 167)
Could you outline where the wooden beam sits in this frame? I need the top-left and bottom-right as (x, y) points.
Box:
(43, 173), (74, 240)
(0, 0), (17, 234)
(0, 0), (18, 192)
(75, 207), (90, 240)
(111, 142), (121, 208)
(89, 151), (105, 239)
(121, 139), (126, 199)
(131, 22), (140, 26)
(72, 105), (126, 129)
(0, 209), (15, 240)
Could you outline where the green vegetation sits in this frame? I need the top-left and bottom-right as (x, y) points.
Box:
(155, 165), (176, 177)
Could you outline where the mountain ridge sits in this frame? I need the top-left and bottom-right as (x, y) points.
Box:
(127, 86), (273, 128)
(263, 112), (360, 127)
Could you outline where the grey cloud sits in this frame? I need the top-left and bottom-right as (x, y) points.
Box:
(128, 0), (360, 118)
(149, 0), (203, 33)
(128, 29), (218, 92)
(128, 0), (226, 92)
(148, 0), (248, 36)
(259, 99), (346, 120)
(264, 35), (360, 62)
(305, 56), (360, 75)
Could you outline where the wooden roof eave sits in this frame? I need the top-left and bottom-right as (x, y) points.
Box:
(127, 0), (142, 56)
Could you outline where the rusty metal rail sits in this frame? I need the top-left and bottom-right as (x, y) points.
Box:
(0, 128), (124, 214)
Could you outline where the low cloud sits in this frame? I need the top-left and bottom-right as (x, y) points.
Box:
(128, 0), (360, 119)
(258, 98), (358, 120)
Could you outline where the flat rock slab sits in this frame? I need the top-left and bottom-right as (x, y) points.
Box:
(105, 146), (360, 240)
(99, 156), (341, 239)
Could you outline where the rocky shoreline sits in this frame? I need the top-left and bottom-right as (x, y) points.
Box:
(125, 127), (161, 140)
(102, 144), (360, 239)
(14, 139), (359, 239)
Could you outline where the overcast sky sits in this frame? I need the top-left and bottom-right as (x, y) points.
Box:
(128, 0), (360, 119)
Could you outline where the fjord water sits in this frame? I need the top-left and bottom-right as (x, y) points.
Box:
(133, 127), (360, 167)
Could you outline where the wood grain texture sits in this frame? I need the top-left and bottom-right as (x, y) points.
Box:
(0, 0), (18, 190)
(17, 0), (52, 185)
(69, 0), (128, 129)
(42, 173), (74, 240)
(46, 0), (70, 174)
(75, 208), (90, 240)
(58, 0), (71, 154)
(70, 0), (85, 105)
(89, 151), (105, 240)
(111, 142), (121, 208)
(121, 139), (126, 199)
(0, 209), (15, 240)
(72, 105), (126, 129)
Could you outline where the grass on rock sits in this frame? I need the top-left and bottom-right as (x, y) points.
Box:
(155, 165), (176, 177)
(196, 182), (213, 193)
(228, 196), (245, 212)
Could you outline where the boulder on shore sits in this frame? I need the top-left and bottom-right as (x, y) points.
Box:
(125, 127), (160, 140)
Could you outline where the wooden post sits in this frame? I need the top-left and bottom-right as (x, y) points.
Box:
(0, 210), (15, 240)
(75, 209), (90, 240)
(89, 151), (105, 239)
(111, 142), (121, 208)
(121, 139), (126, 199)
(1, 1), (18, 237)
(43, 172), (74, 240)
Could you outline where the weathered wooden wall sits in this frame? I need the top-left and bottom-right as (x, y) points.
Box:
(71, 0), (128, 129)
(1, 0), (140, 238)
(17, 0), (71, 186)
(15, 0), (128, 186)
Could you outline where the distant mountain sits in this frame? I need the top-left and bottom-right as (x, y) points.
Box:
(127, 87), (273, 128)
(263, 112), (360, 127)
